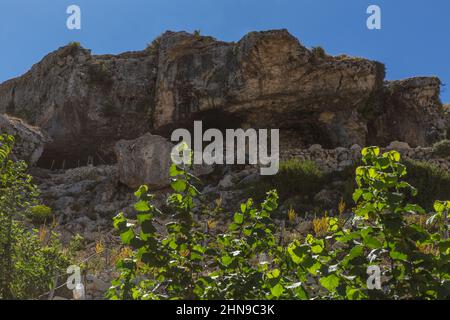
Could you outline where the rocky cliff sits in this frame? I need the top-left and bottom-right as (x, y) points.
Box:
(0, 29), (446, 171)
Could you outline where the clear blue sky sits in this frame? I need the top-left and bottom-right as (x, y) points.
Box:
(1, 0), (449, 102)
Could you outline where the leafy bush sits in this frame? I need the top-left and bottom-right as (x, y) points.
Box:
(311, 46), (326, 59)
(60, 41), (82, 58)
(27, 205), (52, 224)
(432, 140), (450, 158)
(247, 159), (324, 203)
(404, 159), (450, 210)
(286, 147), (449, 299)
(193, 29), (202, 38)
(9, 225), (70, 299)
(0, 134), (70, 299)
(111, 147), (450, 300)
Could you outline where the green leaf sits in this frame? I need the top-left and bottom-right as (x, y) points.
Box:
(267, 269), (280, 279)
(352, 189), (363, 203)
(134, 200), (150, 212)
(319, 274), (340, 292)
(311, 243), (324, 254)
(113, 212), (127, 230)
(346, 288), (363, 300)
(363, 235), (382, 250)
(134, 185), (148, 198)
(171, 179), (187, 193)
(120, 229), (135, 245)
(233, 213), (244, 224)
(390, 250), (408, 261)
(169, 164), (184, 177)
(270, 283), (284, 298)
(221, 256), (234, 267)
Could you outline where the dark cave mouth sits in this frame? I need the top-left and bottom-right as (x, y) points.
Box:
(36, 144), (116, 170)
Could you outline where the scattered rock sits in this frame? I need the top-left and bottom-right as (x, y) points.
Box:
(387, 141), (411, 150)
(309, 144), (323, 152)
(218, 174), (235, 190)
(314, 189), (341, 209)
(297, 220), (313, 234)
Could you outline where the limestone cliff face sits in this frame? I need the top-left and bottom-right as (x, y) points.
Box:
(0, 29), (446, 168)
(153, 30), (384, 149)
(368, 77), (446, 147)
(0, 44), (157, 167)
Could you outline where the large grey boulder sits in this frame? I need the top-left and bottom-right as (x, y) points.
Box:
(0, 114), (51, 165)
(115, 133), (213, 189)
(115, 133), (174, 189)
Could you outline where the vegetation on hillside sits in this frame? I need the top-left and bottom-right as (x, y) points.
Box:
(0, 134), (71, 299)
(1, 130), (449, 300)
(110, 146), (450, 300)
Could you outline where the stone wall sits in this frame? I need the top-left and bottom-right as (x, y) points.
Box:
(282, 143), (450, 173)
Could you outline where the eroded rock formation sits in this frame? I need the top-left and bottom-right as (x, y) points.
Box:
(0, 29), (446, 171)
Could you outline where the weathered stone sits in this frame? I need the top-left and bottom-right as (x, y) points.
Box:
(387, 141), (411, 150)
(314, 188), (342, 208)
(297, 220), (313, 234)
(0, 30), (445, 159)
(308, 144), (323, 152)
(368, 77), (445, 147)
(218, 174), (235, 190)
(350, 144), (362, 151)
(115, 133), (174, 189)
(0, 114), (51, 165)
(114, 133), (213, 189)
(0, 45), (156, 167)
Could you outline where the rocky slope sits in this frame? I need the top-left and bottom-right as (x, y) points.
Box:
(0, 29), (447, 172)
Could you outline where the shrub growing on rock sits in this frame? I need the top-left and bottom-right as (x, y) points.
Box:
(0, 134), (70, 299)
(404, 159), (450, 210)
(111, 147), (450, 300)
(27, 205), (52, 224)
(432, 139), (450, 158)
(247, 159), (325, 204)
(311, 46), (326, 59)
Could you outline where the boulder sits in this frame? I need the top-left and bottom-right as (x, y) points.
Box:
(115, 133), (213, 189)
(387, 141), (411, 150)
(0, 114), (51, 165)
(314, 188), (342, 209)
(115, 133), (174, 189)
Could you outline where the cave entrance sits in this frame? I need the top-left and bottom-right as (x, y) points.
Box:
(36, 142), (116, 170)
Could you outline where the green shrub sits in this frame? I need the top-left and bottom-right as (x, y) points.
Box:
(405, 159), (450, 210)
(60, 41), (82, 58)
(27, 205), (52, 223)
(292, 147), (450, 299)
(247, 159), (325, 203)
(193, 29), (202, 38)
(110, 147), (450, 300)
(311, 46), (326, 59)
(0, 134), (70, 299)
(432, 140), (450, 158)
